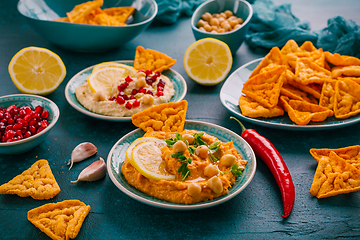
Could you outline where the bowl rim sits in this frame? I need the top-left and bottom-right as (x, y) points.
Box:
(17, 0), (158, 28)
(191, 0), (253, 36)
(0, 94), (60, 146)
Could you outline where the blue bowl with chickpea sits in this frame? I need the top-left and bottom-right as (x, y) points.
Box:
(191, 0), (253, 54)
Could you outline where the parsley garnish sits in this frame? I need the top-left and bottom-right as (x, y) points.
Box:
(219, 164), (244, 176)
(193, 132), (207, 147)
(165, 132), (183, 147)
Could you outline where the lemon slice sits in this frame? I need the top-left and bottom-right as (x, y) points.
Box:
(126, 137), (166, 161)
(92, 62), (137, 76)
(8, 46), (66, 95)
(87, 66), (132, 96)
(128, 137), (175, 181)
(183, 38), (233, 86)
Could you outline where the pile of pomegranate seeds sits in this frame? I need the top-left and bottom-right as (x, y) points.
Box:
(0, 105), (50, 143)
(109, 70), (165, 110)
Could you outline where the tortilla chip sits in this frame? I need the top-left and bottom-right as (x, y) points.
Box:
(281, 84), (318, 104)
(279, 96), (332, 125)
(133, 46), (176, 73)
(318, 79), (337, 115)
(103, 6), (135, 24)
(324, 52), (360, 67)
(239, 95), (284, 118)
(295, 58), (332, 85)
(280, 39), (301, 56)
(0, 159), (60, 200)
(249, 47), (286, 78)
(28, 200), (90, 240)
(242, 65), (286, 108)
(132, 100), (188, 132)
(334, 78), (360, 119)
(332, 65), (360, 78)
(310, 151), (360, 198)
(310, 145), (360, 164)
(66, 0), (103, 23)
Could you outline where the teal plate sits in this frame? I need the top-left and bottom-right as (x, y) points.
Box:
(220, 58), (360, 131)
(107, 120), (256, 210)
(65, 60), (187, 121)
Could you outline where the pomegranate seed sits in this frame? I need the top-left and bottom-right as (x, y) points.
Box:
(132, 89), (138, 95)
(16, 130), (23, 138)
(129, 95), (135, 100)
(0, 125), (5, 133)
(154, 71), (161, 77)
(29, 119), (37, 126)
(125, 76), (133, 83)
(24, 114), (32, 121)
(156, 91), (164, 97)
(116, 96), (125, 105)
(35, 106), (43, 114)
(13, 123), (22, 131)
(23, 106), (32, 114)
(36, 127), (44, 134)
(21, 126), (27, 134)
(120, 82), (129, 89)
(157, 86), (164, 92)
(28, 126), (36, 135)
(0, 119), (7, 124)
(109, 96), (116, 101)
(8, 118), (15, 125)
(17, 119), (28, 127)
(138, 69), (145, 73)
(40, 120), (48, 128)
(125, 102), (132, 109)
(133, 100), (140, 107)
(0, 112), (4, 119)
(123, 95), (129, 100)
(145, 70), (153, 76)
(24, 131), (31, 138)
(146, 90), (154, 95)
(41, 110), (49, 119)
(138, 87), (146, 94)
(18, 109), (26, 118)
(5, 130), (16, 139)
(158, 79), (165, 88)
(5, 125), (13, 131)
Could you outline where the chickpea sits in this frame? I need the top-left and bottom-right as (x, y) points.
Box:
(208, 176), (223, 194)
(224, 10), (233, 18)
(211, 25), (218, 31)
(220, 12), (227, 19)
(228, 19), (239, 28)
(219, 154), (236, 167)
(187, 183), (201, 196)
(93, 91), (106, 102)
(218, 16), (226, 23)
(135, 76), (146, 88)
(228, 16), (238, 22)
(195, 145), (208, 159)
(173, 140), (187, 153)
(210, 18), (220, 26)
(204, 164), (219, 178)
(234, 24), (241, 30)
(197, 19), (207, 28)
(182, 134), (194, 145)
(201, 12), (212, 22)
(134, 71), (146, 79)
(142, 94), (154, 105)
(204, 24), (212, 32)
(220, 21), (231, 31)
(238, 18), (244, 24)
(212, 13), (221, 18)
(216, 28), (226, 33)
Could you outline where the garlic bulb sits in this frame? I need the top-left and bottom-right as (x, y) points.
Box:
(68, 142), (97, 170)
(71, 157), (107, 183)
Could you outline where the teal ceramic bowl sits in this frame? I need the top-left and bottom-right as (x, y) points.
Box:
(17, 0), (158, 52)
(191, 0), (253, 55)
(0, 94), (59, 155)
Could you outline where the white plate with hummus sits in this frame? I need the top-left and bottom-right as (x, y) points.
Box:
(220, 58), (360, 131)
(107, 120), (256, 210)
(65, 60), (187, 121)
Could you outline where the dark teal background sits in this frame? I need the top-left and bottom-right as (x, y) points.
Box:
(1, 0), (360, 239)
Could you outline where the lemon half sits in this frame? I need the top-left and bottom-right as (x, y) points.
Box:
(184, 38), (233, 86)
(8, 46), (66, 95)
(126, 137), (175, 181)
(92, 62), (137, 76)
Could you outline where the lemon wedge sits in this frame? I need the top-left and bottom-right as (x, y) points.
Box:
(87, 66), (132, 96)
(127, 137), (175, 181)
(92, 62), (137, 76)
(183, 38), (233, 86)
(8, 46), (66, 95)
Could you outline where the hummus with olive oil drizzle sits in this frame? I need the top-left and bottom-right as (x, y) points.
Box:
(121, 130), (247, 204)
(75, 71), (175, 117)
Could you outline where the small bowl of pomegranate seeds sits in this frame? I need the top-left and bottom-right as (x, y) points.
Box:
(0, 94), (59, 155)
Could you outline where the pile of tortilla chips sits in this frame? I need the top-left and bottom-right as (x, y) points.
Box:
(55, 0), (135, 26)
(309, 145), (360, 198)
(239, 39), (360, 125)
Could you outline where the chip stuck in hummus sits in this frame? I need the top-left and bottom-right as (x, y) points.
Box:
(120, 101), (248, 204)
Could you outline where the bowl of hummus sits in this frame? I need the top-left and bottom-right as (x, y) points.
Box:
(107, 120), (256, 210)
(65, 60), (187, 121)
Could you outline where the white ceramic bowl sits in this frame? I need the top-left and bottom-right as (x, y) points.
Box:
(0, 94), (60, 155)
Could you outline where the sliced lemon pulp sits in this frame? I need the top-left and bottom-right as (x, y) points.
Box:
(8, 46), (66, 95)
(127, 137), (175, 181)
(87, 66), (131, 96)
(183, 38), (232, 86)
(92, 62), (137, 76)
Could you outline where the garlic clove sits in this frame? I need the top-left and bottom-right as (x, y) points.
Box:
(68, 142), (97, 170)
(71, 157), (107, 183)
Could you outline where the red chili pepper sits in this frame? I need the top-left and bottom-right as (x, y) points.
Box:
(231, 117), (295, 218)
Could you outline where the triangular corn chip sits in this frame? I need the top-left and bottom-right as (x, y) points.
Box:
(287, 78), (323, 99)
(325, 52), (360, 67)
(310, 151), (360, 198)
(295, 58), (332, 85)
(134, 46), (176, 72)
(242, 65), (286, 108)
(103, 7), (135, 24)
(280, 84), (318, 104)
(239, 95), (284, 118)
(249, 47), (286, 78)
(310, 145), (360, 163)
(334, 78), (360, 119)
(0, 159), (60, 200)
(318, 79), (337, 115)
(279, 96), (332, 125)
(132, 100), (188, 132)
(28, 200), (90, 240)
(280, 39), (301, 56)
(66, 0), (103, 23)
(332, 65), (360, 78)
